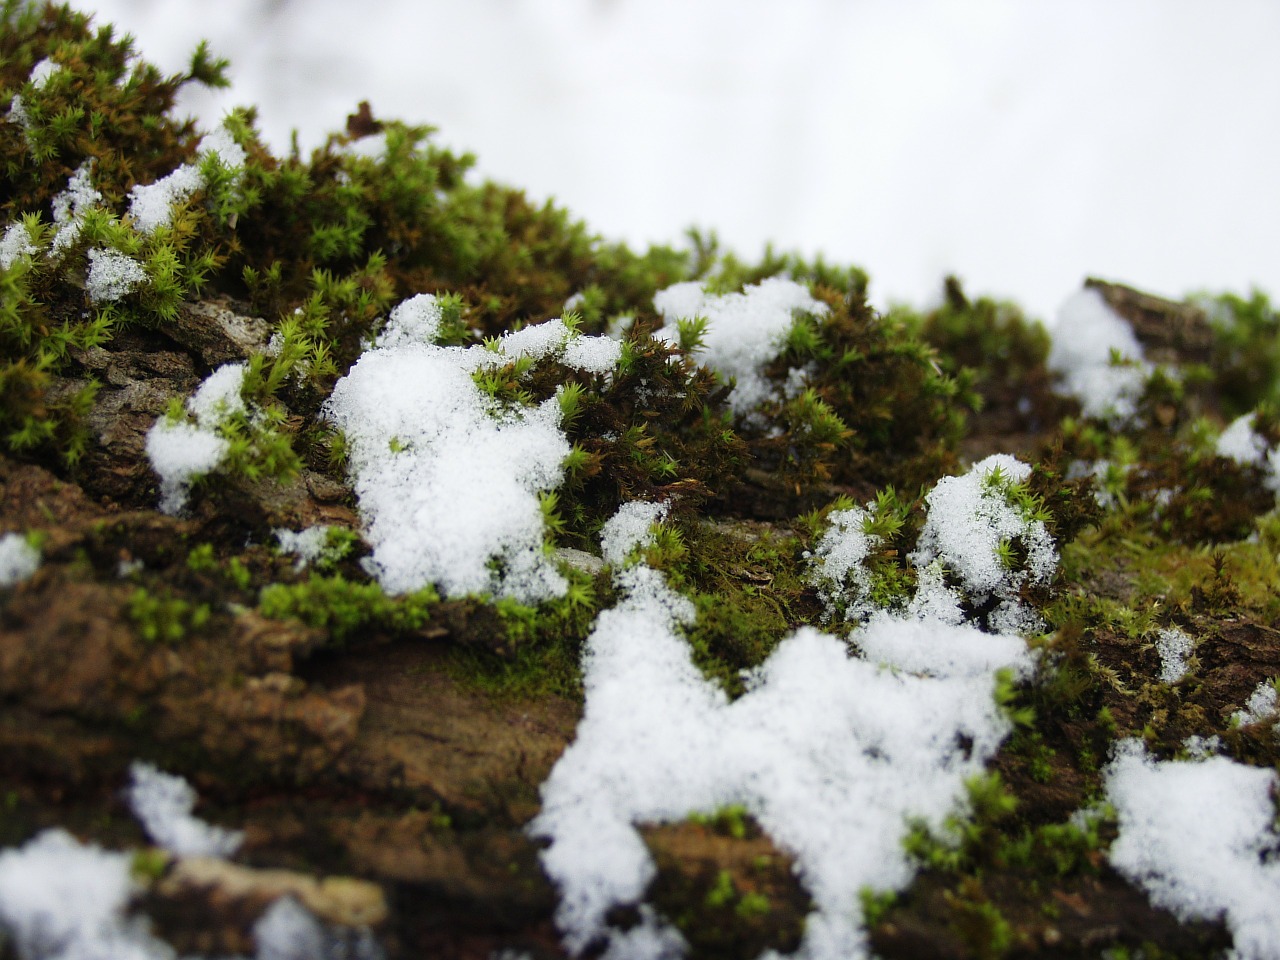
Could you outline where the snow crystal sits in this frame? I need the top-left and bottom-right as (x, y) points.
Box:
(0, 222), (36, 270)
(909, 454), (1056, 631)
(49, 161), (102, 259)
(128, 124), (247, 234)
(0, 532), (40, 588)
(0, 828), (173, 960)
(86, 247), (147, 303)
(1154, 627), (1194, 684)
(126, 761), (243, 858)
(1232, 680), (1278, 730)
(1105, 741), (1280, 960)
(1048, 288), (1150, 420)
(653, 277), (828, 416)
(599, 499), (668, 567)
(1182, 734), (1222, 759)
(533, 501), (1033, 960)
(326, 295), (619, 602)
(275, 526), (334, 571)
(144, 363), (246, 515)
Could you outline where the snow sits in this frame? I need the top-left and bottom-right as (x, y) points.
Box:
(125, 761), (243, 858)
(1217, 413), (1268, 468)
(1105, 741), (1280, 960)
(326, 294), (622, 601)
(0, 533), (40, 588)
(28, 58), (61, 88)
(86, 247), (147, 302)
(128, 124), (247, 234)
(0, 828), (171, 960)
(144, 362), (246, 515)
(808, 504), (878, 621)
(1231, 681), (1278, 731)
(49, 161), (102, 260)
(653, 277), (827, 417)
(1047, 288), (1150, 420)
(533, 498), (1036, 960)
(253, 895), (381, 960)
(0, 222), (37, 270)
(909, 454), (1056, 633)
(599, 499), (668, 568)
(275, 526), (334, 570)
(1154, 627), (1193, 685)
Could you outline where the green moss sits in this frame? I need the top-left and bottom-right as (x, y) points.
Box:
(257, 573), (437, 645)
(126, 585), (210, 644)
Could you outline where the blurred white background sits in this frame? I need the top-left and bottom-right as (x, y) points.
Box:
(76, 0), (1280, 322)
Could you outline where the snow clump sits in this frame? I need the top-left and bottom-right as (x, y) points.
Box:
(0, 533), (40, 588)
(1105, 740), (1280, 960)
(533, 497), (1036, 960)
(49, 161), (102, 260)
(1048, 288), (1150, 420)
(86, 247), (147, 302)
(0, 222), (36, 270)
(909, 454), (1057, 634)
(326, 294), (620, 601)
(128, 125), (248, 234)
(653, 277), (827, 417)
(144, 362), (246, 514)
(1216, 412), (1280, 496)
(1154, 627), (1194, 684)
(275, 525), (335, 571)
(808, 503), (880, 621)
(0, 828), (171, 960)
(126, 761), (243, 858)
(1231, 680), (1278, 731)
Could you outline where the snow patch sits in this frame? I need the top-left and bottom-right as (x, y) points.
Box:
(326, 294), (621, 601)
(1105, 741), (1280, 960)
(1154, 627), (1194, 684)
(0, 532), (40, 588)
(144, 362), (246, 515)
(1231, 680), (1278, 731)
(808, 504), (879, 621)
(275, 526), (334, 571)
(653, 277), (827, 417)
(0, 222), (36, 270)
(1048, 288), (1150, 420)
(533, 498), (1035, 960)
(49, 161), (103, 260)
(86, 247), (147, 302)
(128, 124), (247, 234)
(126, 761), (243, 858)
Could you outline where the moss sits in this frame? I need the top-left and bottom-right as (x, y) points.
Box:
(257, 573), (437, 645)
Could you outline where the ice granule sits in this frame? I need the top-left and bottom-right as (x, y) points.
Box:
(1154, 627), (1194, 684)
(126, 761), (243, 858)
(371, 293), (442, 349)
(1105, 741), (1280, 960)
(86, 247), (147, 302)
(1048, 288), (1150, 421)
(561, 333), (622, 374)
(0, 222), (37, 270)
(653, 277), (827, 416)
(0, 532), (40, 587)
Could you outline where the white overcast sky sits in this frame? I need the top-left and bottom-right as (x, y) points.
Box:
(78, 0), (1280, 323)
